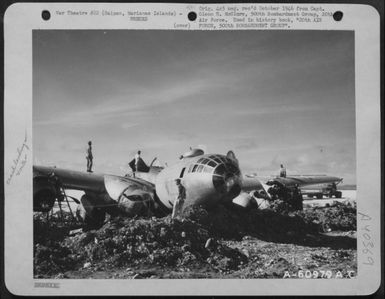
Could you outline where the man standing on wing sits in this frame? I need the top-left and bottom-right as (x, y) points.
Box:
(86, 141), (93, 173)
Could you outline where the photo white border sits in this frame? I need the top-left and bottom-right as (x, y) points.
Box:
(4, 2), (381, 296)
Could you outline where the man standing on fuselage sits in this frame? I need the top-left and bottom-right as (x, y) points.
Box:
(133, 150), (141, 177)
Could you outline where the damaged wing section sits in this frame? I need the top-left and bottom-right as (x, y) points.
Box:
(104, 175), (155, 217)
(33, 165), (106, 213)
(233, 176), (271, 208)
(233, 174), (343, 210)
(33, 166), (158, 229)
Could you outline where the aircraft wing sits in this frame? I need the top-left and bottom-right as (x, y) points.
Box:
(239, 174), (342, 203)
(33, 165), (156, 221)
(242, 174), (342, 190)
(265, 175), (343, 188)
(33, 165), (106, 193)
(33, 165), (155, 192)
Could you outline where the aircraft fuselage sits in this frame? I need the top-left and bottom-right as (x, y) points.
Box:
(137, 153), (242, 211)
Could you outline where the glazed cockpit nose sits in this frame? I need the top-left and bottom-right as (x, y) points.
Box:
(212, 157), (242, 197)
(186, 154), (242, 198)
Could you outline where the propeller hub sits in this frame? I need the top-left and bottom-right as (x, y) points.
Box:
(212, 155), (242, 200)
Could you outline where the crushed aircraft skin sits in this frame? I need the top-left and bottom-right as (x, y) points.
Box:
(34, 202), (357, 279)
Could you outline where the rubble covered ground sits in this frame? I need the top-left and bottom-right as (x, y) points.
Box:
(34, 201), (357, 279)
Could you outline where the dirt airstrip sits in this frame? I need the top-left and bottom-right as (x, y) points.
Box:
(34, 197), (356, 279)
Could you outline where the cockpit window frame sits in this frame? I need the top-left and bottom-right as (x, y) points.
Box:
(179, 167), (186, 178)
(196, 165), (204, 172)
(207, 160), (216, 168)
(204, 166), (214, 174)
(188, 155), (240, 175)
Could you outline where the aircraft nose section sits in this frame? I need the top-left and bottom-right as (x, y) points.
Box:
(104, 175), (133, 201)
(225, 176), (235, 191)
(212, 158), (242, 200)
(225, 175), (242, 198)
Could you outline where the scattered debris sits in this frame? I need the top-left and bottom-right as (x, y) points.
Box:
(292, 202), (357, 232)
(205, 238), (213, 249)
(69, 228), (83, 236)
(34, 201), (356, 278)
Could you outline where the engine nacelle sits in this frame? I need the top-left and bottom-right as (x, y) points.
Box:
(33, 176), (57, 212)
(104, 174), (155, 217)
(117, 189), (154, 217)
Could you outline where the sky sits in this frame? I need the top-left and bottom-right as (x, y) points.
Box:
(33, 30), (356, 184)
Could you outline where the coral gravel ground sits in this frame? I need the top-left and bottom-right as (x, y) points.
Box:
(34, 201), (357, 279)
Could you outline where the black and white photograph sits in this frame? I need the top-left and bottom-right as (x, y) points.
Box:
(32, 29), (357, 279)
(3, 2), (381, 296)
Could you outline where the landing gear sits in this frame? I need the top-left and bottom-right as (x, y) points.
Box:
(34, 188), (56, 213)
(295, 193), (303, 211)
(76, 195), (106, 230)
(33, 177), (57, 212)
(291, 187), (303, 211)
